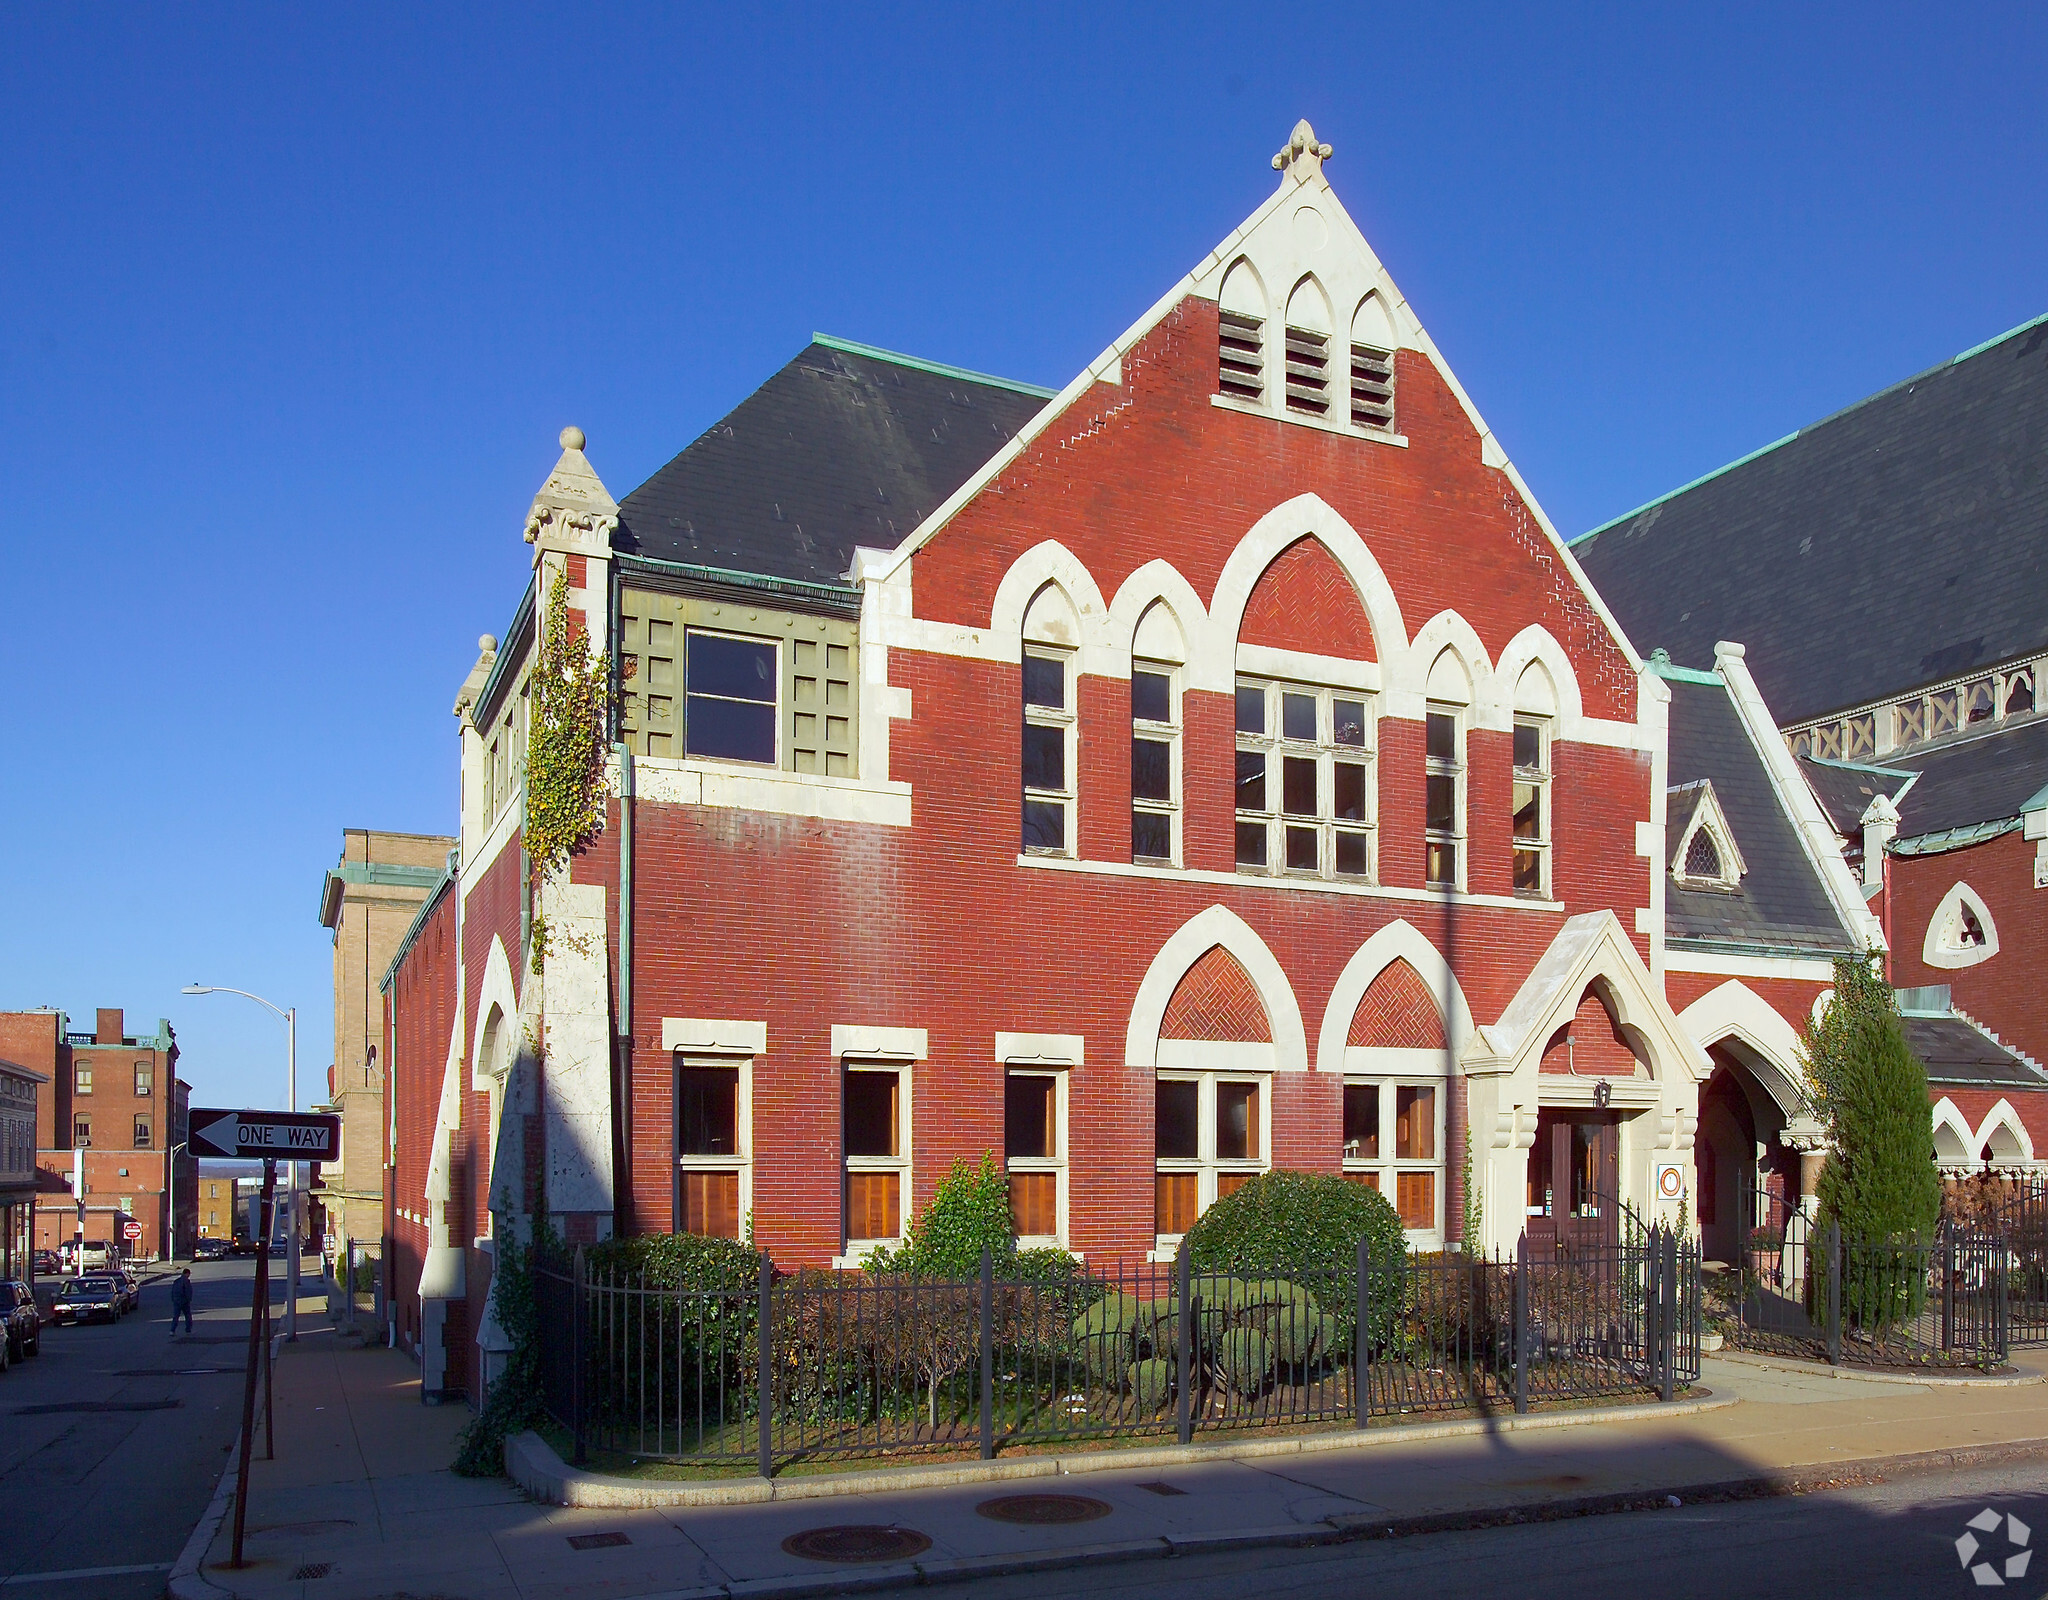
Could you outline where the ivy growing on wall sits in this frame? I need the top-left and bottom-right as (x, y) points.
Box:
(523, 568), (611, 969)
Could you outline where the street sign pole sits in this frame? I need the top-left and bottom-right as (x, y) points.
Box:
(229, 1159), (277, 1570)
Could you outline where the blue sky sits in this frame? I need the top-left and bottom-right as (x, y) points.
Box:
(2, 4), (2043, 1113)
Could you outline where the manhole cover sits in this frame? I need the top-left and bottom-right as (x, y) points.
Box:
(781, 1525), (933, 1564)
(289, 1563), (333, 1581)
(567, 1531), (631, 1550)
(1135, 1481), (1186, 1496)
(977, 1493), (1114, 1525)
(13, 1400), (181, 1415)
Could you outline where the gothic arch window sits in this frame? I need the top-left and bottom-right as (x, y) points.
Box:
(1282, 277), (1334, 418)
(1021, 583), (1079, 856)
(1670, 780), (1745, 892)
(1155, 945), (1273, 1245)
(1217, 259), (1267, 404)
(1923, 880), (2000, 969)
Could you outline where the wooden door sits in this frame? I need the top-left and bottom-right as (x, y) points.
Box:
(1525, 1110), (1621, 1255)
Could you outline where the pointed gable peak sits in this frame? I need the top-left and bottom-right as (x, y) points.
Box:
(524, 424), (619, 564)
(1272, 119), (1333, 186)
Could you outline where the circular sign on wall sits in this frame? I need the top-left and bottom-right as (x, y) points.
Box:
(1654, 1161), (1687, 1202)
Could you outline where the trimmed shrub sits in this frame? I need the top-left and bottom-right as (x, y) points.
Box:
(1184, 1170), (1407, 1348)
(870, 1152), (1017, 1278)
(1126, 1356), (1175, 1412)
(585, 1230), (758, 1292)
(1071, 1292), (1139, 1383)
(1216, 1326), (1272, 1393)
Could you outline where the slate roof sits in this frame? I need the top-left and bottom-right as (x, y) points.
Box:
(613, 336), (1052, 590)
(1891, 716), (2048, 841)
(1573, 314), (2048, 725)
(1902, 1012), (2048, 1090)
(1662, 670), (1859, 955)
(1797, 756), (1916, 836)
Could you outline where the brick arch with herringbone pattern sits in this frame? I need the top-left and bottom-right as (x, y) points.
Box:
(1160, 945), (1273, 1042)
(1237, 535), (1376, 660)
(1345, 958), (1447, 1050)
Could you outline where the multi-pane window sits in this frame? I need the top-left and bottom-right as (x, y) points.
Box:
(1342, 1079), (1441, 1232)
(1235, 681), (1373, 879)
(1512, 718), (1550, 897)
(134, 1118), (151, 1149)
(844, 1066), (908, 1247)
(1425, 707), (1465, 888)
(73, 1117), (90, 1146)
(1004, 1071), (1063, 1242)
(675, 1060), (744, 1239)
(1022, 649), (1075, 854)
(75, 1067), (92, 1096)
(1154, 1073), (1266, 1239)
(134, 1063), (152, 1098)
(1131, 664), (1179, 864)
(684, 631), (779, 764)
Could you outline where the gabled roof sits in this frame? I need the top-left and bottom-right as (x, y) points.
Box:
(1661, 666), (1860, 956)
(1572, 313), (2048, 724)
(1890, 715), (2048, 844)
(612, 336), (1052, 589)
(1797, 756), (1917, 837)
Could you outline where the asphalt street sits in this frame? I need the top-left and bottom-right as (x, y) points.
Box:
(947, 1460), (2048, 1600)
(0, 1256), (300, 1599)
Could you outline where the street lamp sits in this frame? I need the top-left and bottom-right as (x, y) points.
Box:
(165, 1140), (189, 1263)
(183, 983), (301, 1340)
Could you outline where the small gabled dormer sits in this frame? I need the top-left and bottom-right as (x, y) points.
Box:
(1669, 778), (1746, 892)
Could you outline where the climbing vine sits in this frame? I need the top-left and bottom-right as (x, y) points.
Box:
(523, 568), (611, 971)
(451, 1235), (545, 1476)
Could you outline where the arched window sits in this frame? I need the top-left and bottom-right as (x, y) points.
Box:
(1670, 780), (1745, 891)
(1512, 663), (1557, 897)
(1283, 278), (1334, 418)
(1425, 650), (1471, 889)
(1349, 293), (1397, 432)
(1021, 584), (1079, 855)
(1131, 601), (1185, 866)
(1924, 881), (2000, 968)
(1217, 260), (1266, 404)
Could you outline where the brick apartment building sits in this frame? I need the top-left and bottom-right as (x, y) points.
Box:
(380, 123), (1892, 1403)
(0, 1007), (197, 1262)
(0, 1058), (43, 1279)
(317, 828), (455, 1260)
(1578, 313), (2048, 1171)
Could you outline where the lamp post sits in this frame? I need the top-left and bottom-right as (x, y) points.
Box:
(183, 984), (300, 1340)
(165, 1140), (190, 1263)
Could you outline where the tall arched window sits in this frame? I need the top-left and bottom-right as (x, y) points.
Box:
(1131, 601), (1186, 866)
(1283, 278), (1334, 418)
(1217, 260), (1266, 404)
(1021, 584), (1079, 855)
(1425, 650), (1471, 888)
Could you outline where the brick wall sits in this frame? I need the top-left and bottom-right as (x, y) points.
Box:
(1888, 832), (2048, 1067)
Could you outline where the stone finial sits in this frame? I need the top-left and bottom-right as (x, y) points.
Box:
(524, 424), (619, 562)
(479, 634), (499, 654)
(1272, 119), (1333, 183)
(560, 426), (586, 451)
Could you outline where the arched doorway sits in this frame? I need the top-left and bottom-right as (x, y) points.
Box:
(1695, 1043), (1799, 1267)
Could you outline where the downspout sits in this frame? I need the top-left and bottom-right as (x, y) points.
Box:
(614, 741), (634, 1229)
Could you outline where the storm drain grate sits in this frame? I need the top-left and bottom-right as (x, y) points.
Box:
(289, 1563), (333, 1581)
(567, 1531), (632, 1550)
(977, 1493), (1114, 1525)
(781, 1525), (933, 1564)
(1135, 1481), (1187, 1496)
(14, 1399), (181, 1415)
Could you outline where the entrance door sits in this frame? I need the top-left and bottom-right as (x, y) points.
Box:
(1525, 1110), (1620, 1255)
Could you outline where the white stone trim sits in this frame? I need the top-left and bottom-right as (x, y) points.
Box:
(1665, 950), (1841, 981)
(662, 1018), (768, 1055)
(1108, 561), (1210, 678)
(1976, 1097), (2036, 1164)
(1341, 1046), (1452, 1076)
(1677, 980), (1811, 1120)
(995, 1032), (1084, 1066)
(1922, 880), (2000, 969)
(1015, 850), (1565, 914)
(1931, 1096), (1978, 1165)
(988, 540), (1119, 678)
(470, 937), (521, 1092)
(1669, 779), (1748, 888)
(1313, 919), (1476, 1075)
(1157, 1040), (1279, 1071)
(631, 756), (912, 828)
(1233, 643), (1381, 693)
(1208, 391), (1410, 446)
(831, 1025), (928, 1061)
(1124, 903), (1309, 1073)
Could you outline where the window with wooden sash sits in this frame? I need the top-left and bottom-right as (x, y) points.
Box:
(1284, 324), (1331, 417)
(1022, 647), (1075, 855)
(619, 588), (858, 774)
(1425, 706), (1465, 888)
(1512, 717), (1550, 897)
(1349, 343), (1395, 431)
(1131, 663), (1180, 865)
(674, 1059), (747, 1240)
(75, 1066), (91, 1095)
(1234, 680), (1374, 880)
(844, 1065), (909, 1247)
(1004, 1071), (1064, 1242)
(134, 1062), (152, 1097)
(1154, 1073), (1266, 1241)
(1341, 1079), (1441, 1233)
(133, 1118), (151, 1148)
(72, 1117), (90, 1146)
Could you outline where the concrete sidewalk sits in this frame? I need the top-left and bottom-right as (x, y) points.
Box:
(176, 1319), (2048, 1600)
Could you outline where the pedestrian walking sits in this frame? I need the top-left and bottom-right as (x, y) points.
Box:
(169, 1267), (194, 1337)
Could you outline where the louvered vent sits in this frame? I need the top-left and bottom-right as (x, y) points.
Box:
(1350, 344), (1395, 431)
(1284, 326), (1330, 416)
(1218, 310), (1264, 401)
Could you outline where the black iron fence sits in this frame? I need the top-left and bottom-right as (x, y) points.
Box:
(530, 1228), (1700, 1474)
(1719, 1189), (2011, 1368)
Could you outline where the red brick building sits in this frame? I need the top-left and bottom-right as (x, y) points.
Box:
(383, 124), (1878, 1401)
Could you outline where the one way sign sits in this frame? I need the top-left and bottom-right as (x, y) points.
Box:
(189, 1108), (340, 1162)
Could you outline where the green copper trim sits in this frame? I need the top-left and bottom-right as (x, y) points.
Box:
(812, 333), (1056, 399)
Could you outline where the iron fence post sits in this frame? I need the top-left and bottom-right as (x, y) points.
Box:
(1826, 1221), (1842, 1367)
(979, 1245), (994, 1461)
(1995, 1242), (2010, 1361)
(1941, 1224), (1956, 1354)
(1660, 1230), (1677, 1403)
(1176, 1241), (1194, 1447)
(1355, 1236), (1370, 1429)
(1514, 1233), (1529, 1415)
(571, 1245), (587, 1466)
(756, 1252), (773, 1480)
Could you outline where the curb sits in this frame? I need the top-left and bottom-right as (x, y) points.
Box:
(166, 1437), (241, 1600)
(508, 1387), (1740, 1509)
(1706, 1348), (2043, 1387)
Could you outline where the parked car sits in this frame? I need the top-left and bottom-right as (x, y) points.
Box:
(0, 1281), (39, 1362)
(49, 1277), (122, 1325)
(113, 1269), (140, 1313)
(31, 1249), (60, 1276)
